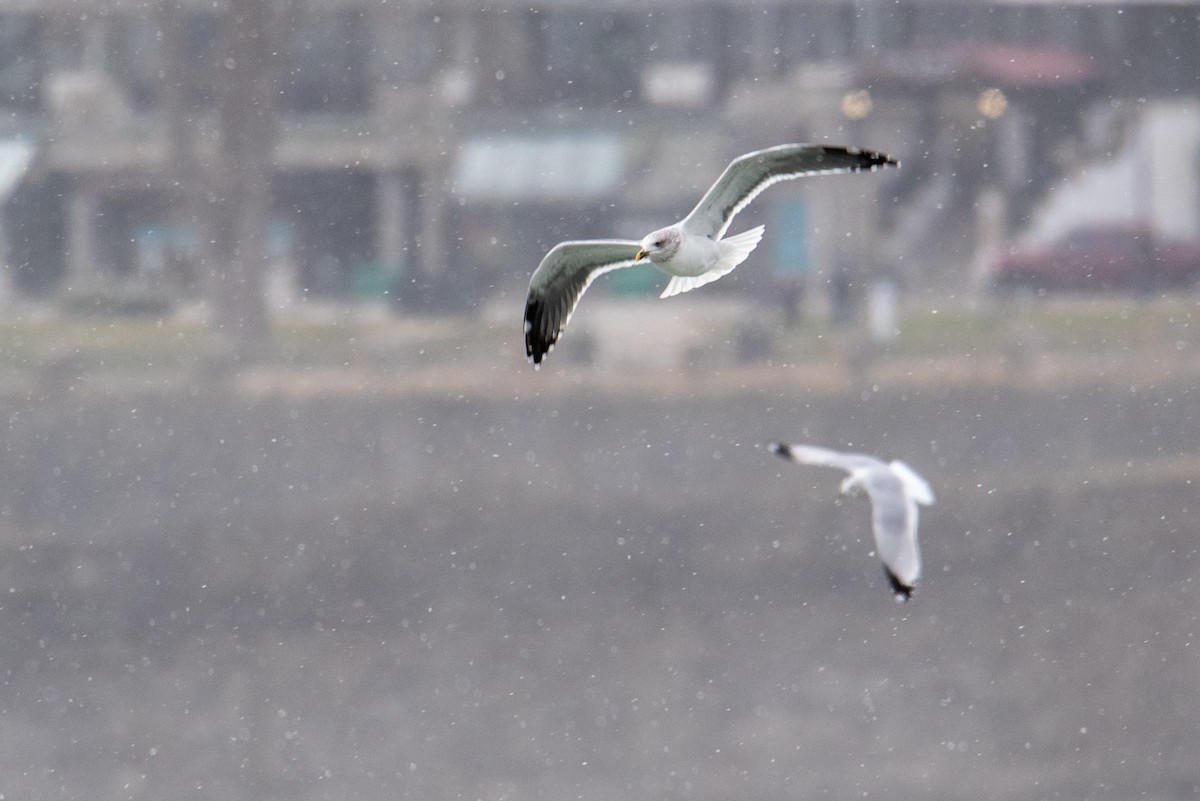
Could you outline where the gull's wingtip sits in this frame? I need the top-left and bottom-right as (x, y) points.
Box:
(525, 341), (551, 368)
(865, 147), (899, 171)
(841, 144), (899, 171)
(884, 565), (916, 602)
(767, 441), (793, 460)
(523, 296), (551, 368)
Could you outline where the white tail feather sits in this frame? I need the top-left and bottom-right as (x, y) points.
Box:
(660, 274), (713, 297)
(660, 225), (765, 299)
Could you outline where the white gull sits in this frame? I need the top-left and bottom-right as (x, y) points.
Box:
(768, 442), (934, 601)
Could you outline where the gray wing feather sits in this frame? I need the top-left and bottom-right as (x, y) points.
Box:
(524, 240), (642, 365)
(681, 144), (898, 239)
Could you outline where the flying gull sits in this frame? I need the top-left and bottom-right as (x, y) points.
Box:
(768, 442), (934, 601)
(523, 143), (898, 365)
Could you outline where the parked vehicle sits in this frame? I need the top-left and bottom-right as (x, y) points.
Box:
(988, 224), (1200, 294)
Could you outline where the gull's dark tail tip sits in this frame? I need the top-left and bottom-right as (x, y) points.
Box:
(884, 565), (915, 602)
(767, 442), (792, 460)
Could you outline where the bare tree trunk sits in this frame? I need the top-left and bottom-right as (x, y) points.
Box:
(157, 1), (209, 293)
(160, 0), (296, 364)
(206, 0), (285, 362)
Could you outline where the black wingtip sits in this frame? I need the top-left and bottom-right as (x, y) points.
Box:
(865, 147), (899, 171)
(767, 441), (791, 459)
(883, 565), (915, 602)
(524, 295), (552, 367)
(841, 144), (899, 172)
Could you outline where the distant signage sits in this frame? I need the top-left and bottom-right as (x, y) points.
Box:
(641, 62), (714, 108)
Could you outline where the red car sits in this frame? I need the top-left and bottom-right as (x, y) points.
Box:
(989, 224), (1200, 293)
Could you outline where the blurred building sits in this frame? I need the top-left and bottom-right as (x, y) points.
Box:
(0, 0), (1198, 306)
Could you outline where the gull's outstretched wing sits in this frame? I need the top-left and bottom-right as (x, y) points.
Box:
(866, 475), (922, 599)
(768, 442), (885, 474)
(889, 460), (935, 506)
(681, 144), (898, 240)
(524, 239), (642, 366)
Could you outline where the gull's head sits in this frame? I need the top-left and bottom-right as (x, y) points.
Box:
(635, 226), (682, 264)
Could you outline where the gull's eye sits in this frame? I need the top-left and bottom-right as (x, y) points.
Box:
(654, 239), (664, 248)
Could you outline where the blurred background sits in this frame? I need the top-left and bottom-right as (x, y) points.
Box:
(0, 1), (1198, 799)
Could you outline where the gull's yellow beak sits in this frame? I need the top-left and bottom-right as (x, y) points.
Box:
(634, 249), (647, 261)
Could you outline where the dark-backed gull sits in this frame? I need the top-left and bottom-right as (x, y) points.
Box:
(523, 143), (897, 365)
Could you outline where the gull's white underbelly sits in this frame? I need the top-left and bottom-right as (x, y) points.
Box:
(656, 233), (720, 277)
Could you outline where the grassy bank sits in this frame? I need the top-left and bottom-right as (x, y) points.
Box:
(1, 293), (1198, 374)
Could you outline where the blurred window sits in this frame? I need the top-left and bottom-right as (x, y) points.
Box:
(779, 5), (854, 65)
(181, 12), (220, 110)
(285, 8), (370, 113)
(108, 14), (161, 110)
(0, 14), (42, 110)
(544, 10), (639, 104)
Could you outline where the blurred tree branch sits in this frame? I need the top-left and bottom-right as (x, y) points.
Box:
(159, 0), (300, 364)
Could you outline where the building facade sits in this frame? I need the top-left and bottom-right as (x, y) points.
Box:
(1, 0), (1197, 306)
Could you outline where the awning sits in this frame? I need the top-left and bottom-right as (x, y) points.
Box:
(453, 133), (625, 202)
(0, 140), (35, 203)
